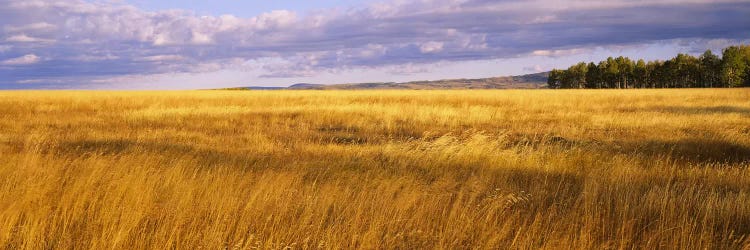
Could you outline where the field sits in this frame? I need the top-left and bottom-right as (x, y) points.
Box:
(1, 89), (749, 249)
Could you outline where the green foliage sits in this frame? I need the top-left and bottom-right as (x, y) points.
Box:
(699, 50), (721, 88)
(721, 45), (750, 87)
(547, 69), (563, 89)
(549, 45), (750, 88)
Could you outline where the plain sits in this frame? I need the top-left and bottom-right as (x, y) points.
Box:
(0, 89), (749, 249)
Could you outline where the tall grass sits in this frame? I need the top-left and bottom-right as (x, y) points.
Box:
(0, 89), (749, 249)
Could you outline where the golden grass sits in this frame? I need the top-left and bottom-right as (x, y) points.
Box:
(0, 89), (749, 249)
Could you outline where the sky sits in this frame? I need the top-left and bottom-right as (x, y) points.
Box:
(0, 0), (749, 89)
(128, 0), (371, 18)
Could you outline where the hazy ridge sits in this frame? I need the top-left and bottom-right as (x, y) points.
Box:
(238, 72), (549, 90)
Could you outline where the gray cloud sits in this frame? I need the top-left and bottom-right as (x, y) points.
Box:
(0, 0), (749, 88)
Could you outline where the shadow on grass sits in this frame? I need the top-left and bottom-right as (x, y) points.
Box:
(625, 138), (750, 164)
(58, 139), (189, 155)
(54, 139), (276, 167)
(508, 133), (750, 165)
(648, 105), (750, 116)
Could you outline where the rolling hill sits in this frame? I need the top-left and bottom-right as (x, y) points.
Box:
(239, 72), (548, 90)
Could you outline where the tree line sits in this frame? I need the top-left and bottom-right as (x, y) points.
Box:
(547, 45), (750, 89)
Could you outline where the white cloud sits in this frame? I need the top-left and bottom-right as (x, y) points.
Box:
(4, 22), (56, 32)
(531, 48), (590, 57)
(190, 31), (213, 45)
(15, 78), (70, 84)
(388, 63), (431, 75)
(71, 54), (119, 62)
(137, 55), (186, 62)
(1, 54), (41, 65)
(250, 10), (297, 30)
(420, 41), (445, 53)
(523, 65), (545, 72)
(356, 44), (387, 58)
(5, 34), (55, 43)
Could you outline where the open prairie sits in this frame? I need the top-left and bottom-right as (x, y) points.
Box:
(1, 89), (749, 249)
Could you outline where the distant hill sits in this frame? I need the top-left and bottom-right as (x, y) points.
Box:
(225, 72), (549, 90)
(288, 72), (549, 90)
(287, 83), (325, 89)
(247, 86), (286, 90)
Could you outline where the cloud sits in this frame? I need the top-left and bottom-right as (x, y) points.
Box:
(72, 54), (119, 62)
(0, 0), (749, 88)
(523, 65), (545, 73)
(4, 22), (56, 32)
(5, 34), (55, 43)
(15, 78), (69, 84)
(137, 55), (186, 62)
(531, 48), (591, 57)
(420, 42), (445, 54)
(1, 54), (41, 65)
(388, 63), (432, 75)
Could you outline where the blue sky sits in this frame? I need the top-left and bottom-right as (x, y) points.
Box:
(1, 0), (749, 89)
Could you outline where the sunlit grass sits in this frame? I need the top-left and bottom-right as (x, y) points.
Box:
(0, 89), (749, 249)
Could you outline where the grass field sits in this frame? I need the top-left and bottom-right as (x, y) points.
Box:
(1, 89), (749, 249)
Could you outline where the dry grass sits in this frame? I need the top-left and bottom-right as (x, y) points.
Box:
(0, 89), (749, 249)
